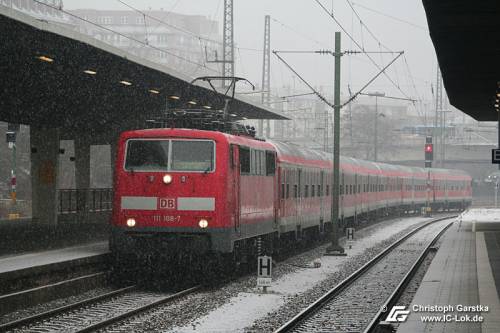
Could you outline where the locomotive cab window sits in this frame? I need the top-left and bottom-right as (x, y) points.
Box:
(124, 139), (214, 172)
(125, 139), (169, 171)
(171, 140), (214, 171)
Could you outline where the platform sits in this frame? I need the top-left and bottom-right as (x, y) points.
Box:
(0, 241), (109, 284)
(0, 218), (109, 256)
(397, 211), (500, 333)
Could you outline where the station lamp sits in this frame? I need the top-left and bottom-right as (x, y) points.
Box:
(37, 55), (54, 63)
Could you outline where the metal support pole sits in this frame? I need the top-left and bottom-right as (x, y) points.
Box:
(374, 96), (378, 162)
(326, 32), (345, 255)
(11, 143), (17, 206)
(496, 179), (498, 208)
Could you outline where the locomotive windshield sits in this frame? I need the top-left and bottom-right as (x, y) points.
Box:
(171, 140), (214, 171)
(124, 139), (215, 172)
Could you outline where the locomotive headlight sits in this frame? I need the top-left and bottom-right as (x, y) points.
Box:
(198, 219), (209, 228)
(163, 174), (173, 184)
(126, 218), (136, 227)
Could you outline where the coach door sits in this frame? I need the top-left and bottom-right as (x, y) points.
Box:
(320, 171), (325, 223)
(399, 178), (404, 205)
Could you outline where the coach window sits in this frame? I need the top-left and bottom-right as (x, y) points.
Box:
(286, 183), (290, 199)
(256, 151), (261, 175)
(281, 183), (285, 199)
(266, 151), (276, 175)
(305, 185), (309, 198)
(252, 150), (258, 175)
(240, 147), (250, 174)
(257, 150), (262, 175)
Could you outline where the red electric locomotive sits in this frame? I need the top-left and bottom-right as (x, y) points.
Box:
(110, 127), (472, 266)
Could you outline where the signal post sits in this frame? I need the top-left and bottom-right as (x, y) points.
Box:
(425, 136), (433, 216)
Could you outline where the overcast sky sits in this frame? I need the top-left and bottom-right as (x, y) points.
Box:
(63, 0), (437, 103)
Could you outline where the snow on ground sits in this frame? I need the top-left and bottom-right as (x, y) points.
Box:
(167, 216), (435, 333)
(460, 208), (500, 222)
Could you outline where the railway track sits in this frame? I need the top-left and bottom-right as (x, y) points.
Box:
(0, 284), (200, 332)
(274, 216), (455, 333)
(0, 271), (110, 317)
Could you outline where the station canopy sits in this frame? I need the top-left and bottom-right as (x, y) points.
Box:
(0, 6), (287, 133)
(423, 0), (500, 121)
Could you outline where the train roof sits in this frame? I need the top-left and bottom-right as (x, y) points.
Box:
(119, 128), (471, 181)
(269, 139), (471, 181)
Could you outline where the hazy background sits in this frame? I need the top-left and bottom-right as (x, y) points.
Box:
(63, 0), (436, 102)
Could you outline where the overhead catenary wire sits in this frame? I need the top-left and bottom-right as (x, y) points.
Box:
(342, 51), (405, 107)
(351, 2), (428, 32)
(271, 17), (327, 48)
(346, 0), (430, 125)
(31, 0), (218, 72)
(116, 0), (262, 53)
(345, 0), (393, 52)
(313, 0), (412, 100)
(273, 51), (335, 110)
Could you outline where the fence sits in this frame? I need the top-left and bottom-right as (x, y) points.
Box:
(58, 188), (113, 214)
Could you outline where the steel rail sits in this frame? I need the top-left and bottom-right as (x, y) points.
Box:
(273, 215), (456, 333)
(0, 283), (136, 332)
(74, 285), (202, 333)
(363, 221), (454, 332)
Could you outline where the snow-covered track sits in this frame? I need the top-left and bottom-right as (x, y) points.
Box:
(274, 216), (455, 333)
(1, 285), (200, 332)
(0, 285), (135, 332)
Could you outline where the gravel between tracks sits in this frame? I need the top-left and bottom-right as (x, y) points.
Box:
(101, 215), (445, 333)
(0, 287), (116, 325)
(288, 220), (450, 333)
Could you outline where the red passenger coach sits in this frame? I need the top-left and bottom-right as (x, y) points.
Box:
(110, 127), (472, 266)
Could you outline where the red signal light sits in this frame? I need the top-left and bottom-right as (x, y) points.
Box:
(425, 144), (433, 153)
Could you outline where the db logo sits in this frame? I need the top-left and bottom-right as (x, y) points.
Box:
(159, 198), (176, 210)
(385, 305), (410, 322)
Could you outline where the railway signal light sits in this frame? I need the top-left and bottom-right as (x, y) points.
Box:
(425, 136), (433, 168)
(425, 143), (433, 157)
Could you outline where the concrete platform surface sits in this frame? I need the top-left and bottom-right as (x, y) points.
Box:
(0, 242), (109, 281)
(397, 218), (500, 333)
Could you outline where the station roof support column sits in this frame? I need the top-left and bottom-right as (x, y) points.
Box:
(30, 127), (60, 225)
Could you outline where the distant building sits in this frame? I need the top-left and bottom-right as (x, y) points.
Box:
(68, 9), (220, 75)
(0, 0), (71, 24)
